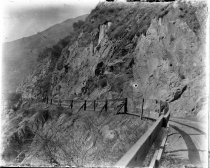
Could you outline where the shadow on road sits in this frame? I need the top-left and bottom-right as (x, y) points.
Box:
(116, 112), (141, 117)
(165, 149), (207, 154)
(170, 125), (201, 165)
(170, 120), (206, 135)
(168, 133), (205, 137)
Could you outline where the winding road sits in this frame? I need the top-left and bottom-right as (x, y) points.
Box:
(162, 117), (208, 167)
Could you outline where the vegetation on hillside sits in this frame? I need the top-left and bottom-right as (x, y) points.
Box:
(7, 92), (22, 111)
(2, 3), (160, 164)
(32, 2), (173, 100)
(3, 0), (206, 166)
(2, 99), (150, 166)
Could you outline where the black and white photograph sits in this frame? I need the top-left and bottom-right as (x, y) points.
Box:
(0, 0), (209, 167)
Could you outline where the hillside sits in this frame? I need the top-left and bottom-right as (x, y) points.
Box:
(2, 1), (207, 167)
(2, 14), (87, 92)
(18, 0), (207, 119)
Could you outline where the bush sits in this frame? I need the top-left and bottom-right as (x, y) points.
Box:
(81, 76), (98, 95)
(7, 92), (22, 111)
(37, 34), (74, 63)
(37, 48), (52, 62)
(8, 92), (22, 102)
(95, 62), (105, 76)
(111, 24), (127, 39)
(2, 116), (34, 162)
(99, 78), (107, 88)
(73, 20), (85, 32)
(2, 136), (20, 162)
(57, 59), (64, 71)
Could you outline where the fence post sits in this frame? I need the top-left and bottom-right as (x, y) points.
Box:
(50, 98), (52, 105)
(141, 98), (144, 120)
(84, 100), (87, 111)
(70, 100), (73, 109)
(159, 100), (161, 116)
(124, 98), (127, 113)
(93, 100), (96, 111)
(59, 99), (62, 107)
(105, 99), (108, 112)
(46, 96), (48, 104)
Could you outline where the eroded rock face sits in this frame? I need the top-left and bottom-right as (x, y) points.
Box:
(98, 22), (112, 45)
(18, 1), (207, 119)
(7, 1), (207, 167)
(132, 2), (206, 117)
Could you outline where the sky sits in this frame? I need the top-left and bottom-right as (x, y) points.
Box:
(2, 0), (104, 42)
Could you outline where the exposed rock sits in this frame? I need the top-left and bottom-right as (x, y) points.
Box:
(101, 125), (116, 140)
(18, 1), (206, 118)
(6, 1), (207, 166)
(98, 22), (112, 45)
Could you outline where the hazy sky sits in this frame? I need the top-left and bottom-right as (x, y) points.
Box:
(3, 0), (103, 42)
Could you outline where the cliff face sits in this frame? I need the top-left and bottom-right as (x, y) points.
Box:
(132, 1), (206, 119)
(18, 1), (207, 119)
(4, 1), (207, 166)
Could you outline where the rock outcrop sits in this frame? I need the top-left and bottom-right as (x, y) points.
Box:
(18, 1), (207, 119)
(3, 1), (207, 167)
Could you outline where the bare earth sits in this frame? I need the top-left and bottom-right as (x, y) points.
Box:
(160, 117), (208, 168)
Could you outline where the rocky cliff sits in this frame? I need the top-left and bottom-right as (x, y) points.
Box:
(18, 0), (207, 119)
(3, 0), (207, 167)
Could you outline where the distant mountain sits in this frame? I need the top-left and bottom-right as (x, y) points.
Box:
(2, 14), (88, 93)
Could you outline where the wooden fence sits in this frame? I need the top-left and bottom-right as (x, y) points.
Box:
(3, 96), (170, 166)
(45, 97), (128, 115)
(20, 97), (167, 118)
(114, 111), (170, 167)
(46, 97), (167, 117)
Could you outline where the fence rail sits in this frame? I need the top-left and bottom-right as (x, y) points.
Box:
(149, 125), (169, 168)
(114, 111), (170, 167)
(46, 97), (128, 115)
(3, 96), (167, 119)
(3, 96), (170, 166)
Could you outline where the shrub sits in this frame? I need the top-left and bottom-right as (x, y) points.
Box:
(96, 44), (101, 51)
(73, 20), (85, 32)
(99, 78), (107, 88)
(7, 92), (22, 111)
(8, 92), (22, 103)
(81, 76), (98, 95)
(2, 134), (21, 161)
(57, 59), (64, 71)
(37, 48), (52, 62)
(37, 34), (74, 63)
(111, 24), (127, 39)
(95, 62), (105, 76)
(2, 115), (35, 162)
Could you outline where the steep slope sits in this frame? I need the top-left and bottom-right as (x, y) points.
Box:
(3, 14), (87, 92)
(18, 1), (207, 119)
(4, 1), (207, 167)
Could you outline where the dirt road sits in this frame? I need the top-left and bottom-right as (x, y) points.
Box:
(160, 117), (208, 167)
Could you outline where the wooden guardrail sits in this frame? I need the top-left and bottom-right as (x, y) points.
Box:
(141, 99), (169, 121)
(7, 95), (169, 167)
(46, 97), (128, 115)
(114, 111), (170, 167)
(149, 125), (169, 168)
(19, 97), (167, 119)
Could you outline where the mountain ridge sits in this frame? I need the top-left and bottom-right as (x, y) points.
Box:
(4, 14), (88, 44)
(3, 14), (88, 92)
